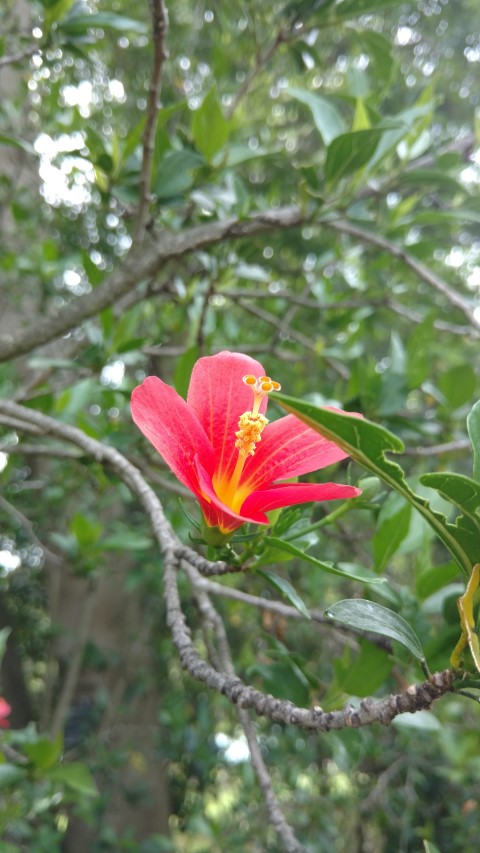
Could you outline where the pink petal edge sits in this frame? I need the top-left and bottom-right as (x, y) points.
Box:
(241, 482), (362, 518)
(131, 376), (215, 493)
(241, 410), (362, 491)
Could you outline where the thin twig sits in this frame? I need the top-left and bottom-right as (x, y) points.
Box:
(134, 0), (169, 241)
(222, 288), (380, 311)
(326, 219), (480, 331)
(225, 28), (287, 119)
(0, 495), (62, 567)
(0, 441), (82, 459)
(403, 439), (471, 457)
(386, 299), (480, 339)
(0, 45), (37, 68)
(189, 573), (393, 652)
(185, 561), (308, 853)
(237, 298), (350, 380)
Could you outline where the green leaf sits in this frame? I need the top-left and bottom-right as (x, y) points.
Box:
(47, 762), (99, 796)
(467, 400), (480, 482)
(248, 661), (310, 706)
(154, 149), (204, 199)
(0, 765), (28, 788)
(359, 31), (393, 80)
(438, 365), (477, 410)
(256, 569), (311, 619)
(102, 531), (153, 551)
(334, 639), (392, 696)
(416, 562), (460, 601)
(423, 841), (442, 853)
(325, 129), (386, 184)
(71, 513), (103, 548)
(325, 599), (426, 662)
(59, 12), (148, 36)
(174, 345), (200, 398)
(264, 536), (386, 584)
(287, 88), (346, 145)
(191, 89), (230, 161)
(274, 392), (474, 576)
(419, 472), (480, 563)
(373, 499), (411, 571)
(23, 733), (63, 771)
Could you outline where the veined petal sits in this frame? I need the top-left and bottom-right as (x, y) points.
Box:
(241, 411), (360, 491)
(241, 482), (362, 521)
(187, 351), (267, 482)
(131, 376), (215, 493)
(195, 457), (267, 532)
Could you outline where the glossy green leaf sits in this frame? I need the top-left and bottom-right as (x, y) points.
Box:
(325, 599), (426, 662)
(191, 89), (230, 161)
(287, 88), (346, 145)
(373, 500), (411, 571)
(174, 345), (200, 398)
(274, 392), (473, 575)
(256, 569), (311, 619)
(419, 472), (480, 563)
(264, 536), (386, 584)
(325, 129), (385, 183)
(467, 400), (480, 482)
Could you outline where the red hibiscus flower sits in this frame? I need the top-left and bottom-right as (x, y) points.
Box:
(0, 697), (11, 728)
(131, 351), (361, 535)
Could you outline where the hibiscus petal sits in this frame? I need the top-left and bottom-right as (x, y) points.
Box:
(241, 411), (359, 490)
(241, 482), (362, 522)
(195, 457), (266, 532)
(131, 376), (215, 493)
(187, 351), (268, 483)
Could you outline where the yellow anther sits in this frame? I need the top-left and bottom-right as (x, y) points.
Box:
(235, 411), (269, 458)
(219, 371), (282, 509)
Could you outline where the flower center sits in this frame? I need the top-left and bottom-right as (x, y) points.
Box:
(220, 374), (281, 512)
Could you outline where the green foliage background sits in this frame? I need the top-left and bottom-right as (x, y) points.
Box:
(0, 0), (479, 850)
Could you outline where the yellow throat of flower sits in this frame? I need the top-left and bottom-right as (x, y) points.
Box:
(216, 374), (281, 513)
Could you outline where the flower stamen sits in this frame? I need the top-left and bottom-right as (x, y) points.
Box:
(221, 374), (281, 510)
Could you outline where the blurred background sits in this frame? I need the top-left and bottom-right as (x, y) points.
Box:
(0, 0), (479, 850)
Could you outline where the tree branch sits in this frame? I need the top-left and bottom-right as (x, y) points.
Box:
(326, 219), (480, 331)
(134, 0), (169, 241)
(0, 399), (460, 734)
(0, 45), (37, 69)
(185, 561), (308, 853)
(0, 205), (306, 363)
